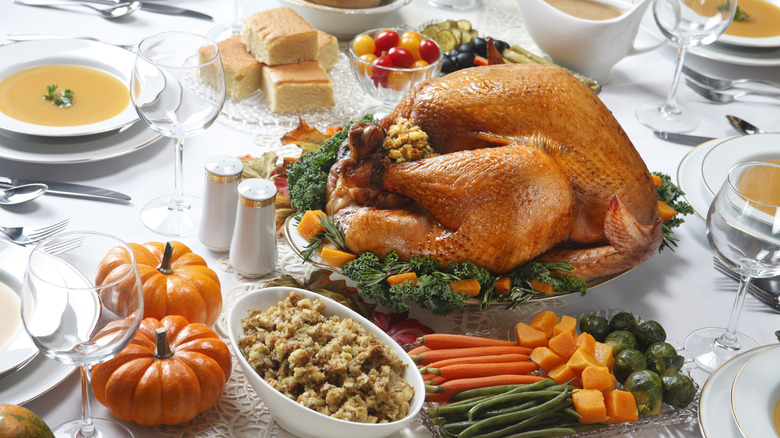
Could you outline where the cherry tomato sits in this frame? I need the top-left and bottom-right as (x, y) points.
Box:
(374, 29), (400, 53)
(388, 46), (414, 68)
(419, 39), (441, 65)
(387, 70), (410, 92)
(398, 37), (422, 61)
(410, 59), (429, 69)
(359, 53), (378, 76)
(371, 55), (394, 79)
(401, 31), (422, 44)
(352, 34), (376, 57)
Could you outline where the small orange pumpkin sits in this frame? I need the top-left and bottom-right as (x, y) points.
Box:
(97, 241), (222, 326)
(91, 315), (232, 426)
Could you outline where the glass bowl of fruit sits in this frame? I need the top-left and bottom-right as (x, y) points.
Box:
(349, 28), (442, 118)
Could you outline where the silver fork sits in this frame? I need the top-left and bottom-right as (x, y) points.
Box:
(0, 218), (69, 246)
(713, 257), (780, 312)
(39, 235), (84, 255)
(686, 79), (780, 104)
(683, 66), (780, 91)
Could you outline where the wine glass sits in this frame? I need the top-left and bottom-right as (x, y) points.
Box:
(685, 162), (780, 372)
(635, 0), (736, 133)
(131, 31), (226, 237)
(21, 232), (144, 437)
(207, 0), (242, 42)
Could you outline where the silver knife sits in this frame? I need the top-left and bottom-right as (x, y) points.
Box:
(653, 131), (715, 146)
(0, 177), (131, 202)
(138, 2), (213, 21)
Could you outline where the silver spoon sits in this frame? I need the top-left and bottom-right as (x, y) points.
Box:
(726, 115), (767, 135)
(0, 184), (47, 205)
(13, 0), (140, 19)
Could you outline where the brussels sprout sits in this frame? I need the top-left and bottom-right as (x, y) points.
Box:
(624, 370), (664, 416)
(604, 330), (639, 357)
(608, 312), (639, 334)
(613, 348), (647, 384)
(579, 314), (610, 342)
(661, 373), (696, 408)
(645, 342), (684, 375)
(635, 320), (667, 350)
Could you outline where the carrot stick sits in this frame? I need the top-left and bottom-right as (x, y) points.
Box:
(418, 333), (516, 349)
(426, 374), (550, 397)
(410, 346), (533, 365)
(425, 353), (530, 370)
(387, 272), (418, 286)
(428, 361), (539, 380)
(425, 393), (451, 404)
(429, 375), (447, 386)
(406, 345), (431, 356)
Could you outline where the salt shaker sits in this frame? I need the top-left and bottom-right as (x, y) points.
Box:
(229, 178), (277, 278)
(198, 155), (243, 252)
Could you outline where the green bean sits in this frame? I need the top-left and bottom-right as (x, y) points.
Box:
(428, 393), (494, 417)
(440, 420), (475, 435)
(449, 379), (557, 402)
(458, 388), (572, 438)
(503, 427), (577, 438)
(483, 400), (537, 417)
(464, 406), (569, 438)
(468, 390), (565, 420)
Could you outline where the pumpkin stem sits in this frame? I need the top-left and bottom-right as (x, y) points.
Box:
(154, 327), (174, 359)
(157, 242), (175, 275)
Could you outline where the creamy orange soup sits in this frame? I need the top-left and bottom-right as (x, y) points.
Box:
(726, 0), (780, 39)
(544, 0), (623, 20)
(737, 160), (780, 213)
(0, 282), (21, 350)
(0, 65), (129, 127)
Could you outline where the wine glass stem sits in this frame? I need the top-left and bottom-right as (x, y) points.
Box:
(660, 45), (688, 116)
(715, 274), (753, 351)
(170, 137), (186, 210)
(79, 366), (96, 438)
(231, 0), (242, 33)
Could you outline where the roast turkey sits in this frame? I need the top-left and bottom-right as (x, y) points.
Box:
(326, 64), (662, 281)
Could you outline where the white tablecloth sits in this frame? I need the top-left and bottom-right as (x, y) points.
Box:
(1, 0), (779, 436)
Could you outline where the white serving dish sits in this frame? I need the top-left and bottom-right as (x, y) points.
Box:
(227, 286), (425, 438)
(275, 0), (413, 39)
(731, 344), (780, 437)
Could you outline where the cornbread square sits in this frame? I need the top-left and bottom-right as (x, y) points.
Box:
(261, 61), (334, 113)
(316, 30), (339, 70)
(201, 35), (263, 100)
(242, 8), (318, 66)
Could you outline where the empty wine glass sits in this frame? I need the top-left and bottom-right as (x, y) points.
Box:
(636, 0), (736, 133)
(207, 0), (242, 42)
(21, 232), (144, 437)
(132, 31), (226, 237)
(685, 162), (780, 372)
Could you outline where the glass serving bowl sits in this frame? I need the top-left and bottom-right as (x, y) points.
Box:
(348, 28), (443, 118)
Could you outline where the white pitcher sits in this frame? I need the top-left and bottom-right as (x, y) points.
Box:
(516, 0), (661, 84)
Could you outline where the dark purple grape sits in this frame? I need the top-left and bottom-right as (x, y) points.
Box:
(455, 51), (475, 69)
(472, 37), (487, 57)
(493, 39), (509, 54)
(441, 55), (458, 73)
(456, 43), (474, 53)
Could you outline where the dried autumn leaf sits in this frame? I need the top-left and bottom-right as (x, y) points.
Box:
(280, 118), (337, 155)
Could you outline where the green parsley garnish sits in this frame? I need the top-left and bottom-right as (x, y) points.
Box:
(43, 84), (73, 108)
(718, 2), (749, 21)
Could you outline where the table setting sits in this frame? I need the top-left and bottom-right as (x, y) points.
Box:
(0, 0), (779, 437)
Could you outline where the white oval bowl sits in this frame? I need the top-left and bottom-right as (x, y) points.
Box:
(275, 0), (413, 40)
(227, 286), (425, 438)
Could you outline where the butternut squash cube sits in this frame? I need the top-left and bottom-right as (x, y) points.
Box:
(548, 363), (577, 385)
(575, 332), (597, 357)
(581, 366), (616, 393)
(296, 210), (327, 240)
(573, 389), (608, 424)
(548, 330), (578, 360)
(593, 342), (614, 371)
(553, 314), (577, 336)
(530, 347), (566, 373)
(567, 348), (602, 376)
(605, 390), (639, 424)
(515, 322), (548, 349)
(528, 311), (559, 338)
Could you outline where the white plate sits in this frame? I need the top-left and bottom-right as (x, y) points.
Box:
(0, 119), (161, 164)
(698, 344), (774, 438)
(0, 39), (138, 137)
(0, 243), (37, 378)
(701, 133), (780, 196)
(0, 351), (75, 406)
(731, 344), (780, 437)
(676, 136), (738, 220)
(718, 0), (780, 48)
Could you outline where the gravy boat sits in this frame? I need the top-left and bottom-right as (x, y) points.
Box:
(516, 0), (662, 84)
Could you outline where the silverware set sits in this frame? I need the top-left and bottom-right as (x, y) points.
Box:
(684, 66), (780, 104)
(12, 0), (213, 20)
(654, 114), (766, 145)
(0, 218), (69, 246)
(713, 257), (780, 313)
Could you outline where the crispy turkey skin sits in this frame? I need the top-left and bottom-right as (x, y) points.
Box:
(326, 64), (662, 281)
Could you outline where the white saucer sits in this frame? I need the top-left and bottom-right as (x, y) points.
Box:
(676, 136), (738, 220)
(0, 39), (138, 137)
(0, 243), (37, 378)
(701, 133), (780, 197)
(698, 344), (774, 438)
(731, 344), (780, 437)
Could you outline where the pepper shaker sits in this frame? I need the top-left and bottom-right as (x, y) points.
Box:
(198, 155), (243, 252)
(229, 178), (277, 278)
